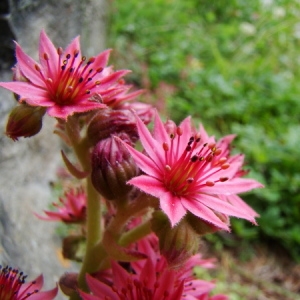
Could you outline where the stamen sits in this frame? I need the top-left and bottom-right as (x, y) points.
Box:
(214, 148), (222, 156)
(190, 155), (198, 162)
(206, 181), (215, 187)
(57, 47), (63, 55)
(163, 142), (169, 151)
(221, 163), (230, 169)
(219, 177), (228, 182)
(35, 64), (41, 71)
(187, 178), (194, 183)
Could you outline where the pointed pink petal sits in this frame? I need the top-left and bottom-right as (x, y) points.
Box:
(120, 142), (162, 178)
(26, 287), (58, 300)
(159, 192), (187, 227)
(99, 70), (131, 87)
(46, 102), (105, 119)
(200, 178), (264, 195)
(129, 175), (186, 226)
(15, 43), (45, 86)
(19, 275), (43, 295)
(199, 123), (210, 141)
(93, 49), (112, 69)
(178, 116), (193, 150)
(86, 274), (116, 298)
(34, 211), (64, 221)
(224, 194), (259, 217)
(135, 114), (165, 168)
(152, 109), (169, 143)
(139, 258), (156, 286)
(111, 261), (130, 289)
(194, 193), (256, 222)
(0, 81), (46, 97)
(128, 175), (165, 197)
(181, 197), (230, 230)
(64, 36), (82, 63)
(38, 30), (59, 76)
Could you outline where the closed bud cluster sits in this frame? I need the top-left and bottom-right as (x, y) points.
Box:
(6, 104), (46, 141)
(151, 211), (200, 268)
(91, 133), (139, 203)
(87, 108), (138, 146)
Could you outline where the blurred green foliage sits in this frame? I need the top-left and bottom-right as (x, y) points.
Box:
(108, 0), (300, 261)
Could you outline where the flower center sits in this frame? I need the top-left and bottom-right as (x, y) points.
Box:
(35, 48), (103, 105)
(111, 276), (173, 300)
(0, 266), (38, 300)
(162, 127), (229, 197)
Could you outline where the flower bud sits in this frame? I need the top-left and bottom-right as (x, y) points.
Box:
(151, 211), (199, 268)
(59, 272), (78, 297)
(6, 104), (46, 141)
(91, 133), (139, 204)
(87, 108), (138, 146)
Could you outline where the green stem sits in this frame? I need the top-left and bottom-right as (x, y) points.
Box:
(118, 220), (152, 247)
(65, 121), (103, 299)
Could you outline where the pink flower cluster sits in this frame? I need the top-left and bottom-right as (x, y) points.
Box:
(0, 30), (264, 299)
(79, 234), (228, 300)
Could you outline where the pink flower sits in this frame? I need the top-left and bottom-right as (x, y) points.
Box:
(36, 187), (86, 223)
(0, 30), (133, 119)
(0, 265), (58, 300)
(121, 111), (263, 230)
(79, 234), (226, 300)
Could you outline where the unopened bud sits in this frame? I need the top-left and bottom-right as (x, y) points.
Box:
(87, 108), (138, 146)
(59, 272), (78, 297)
(6, 104), (46, 141)
(91, 133), (139, 204)
(151, 211), (199, 268)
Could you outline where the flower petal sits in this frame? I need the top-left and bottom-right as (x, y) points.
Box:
(181, 197), (230, 230)
(121, 142), (162, 178)
(15, 43), (45, 86)
(86, 274), (117, 298)
(128, 175), (165, 197)
(194, 193), (256, 223)
(0, 81), (46, 97)
(135, 114), (165, 168)
(159, 193), (187, 227)
(200, 178), (264, 195)
(39, 30), (59, 77)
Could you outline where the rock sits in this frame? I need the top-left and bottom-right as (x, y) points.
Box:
(0, 0), (107, 298)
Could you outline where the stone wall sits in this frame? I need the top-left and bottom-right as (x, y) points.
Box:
(0, 0), (107, 298)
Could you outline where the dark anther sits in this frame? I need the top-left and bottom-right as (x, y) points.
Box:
(191, 155), (198, 162)
(79, 77), (83, 83)
(66, 54), (71, 59)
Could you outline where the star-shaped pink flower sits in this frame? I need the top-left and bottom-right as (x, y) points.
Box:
(121, 111), (263, 230)
(0, 30), (133, 119)
(0, 266), (57, 300)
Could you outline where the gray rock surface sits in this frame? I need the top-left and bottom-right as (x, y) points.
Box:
(0, 0), (107, 298)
